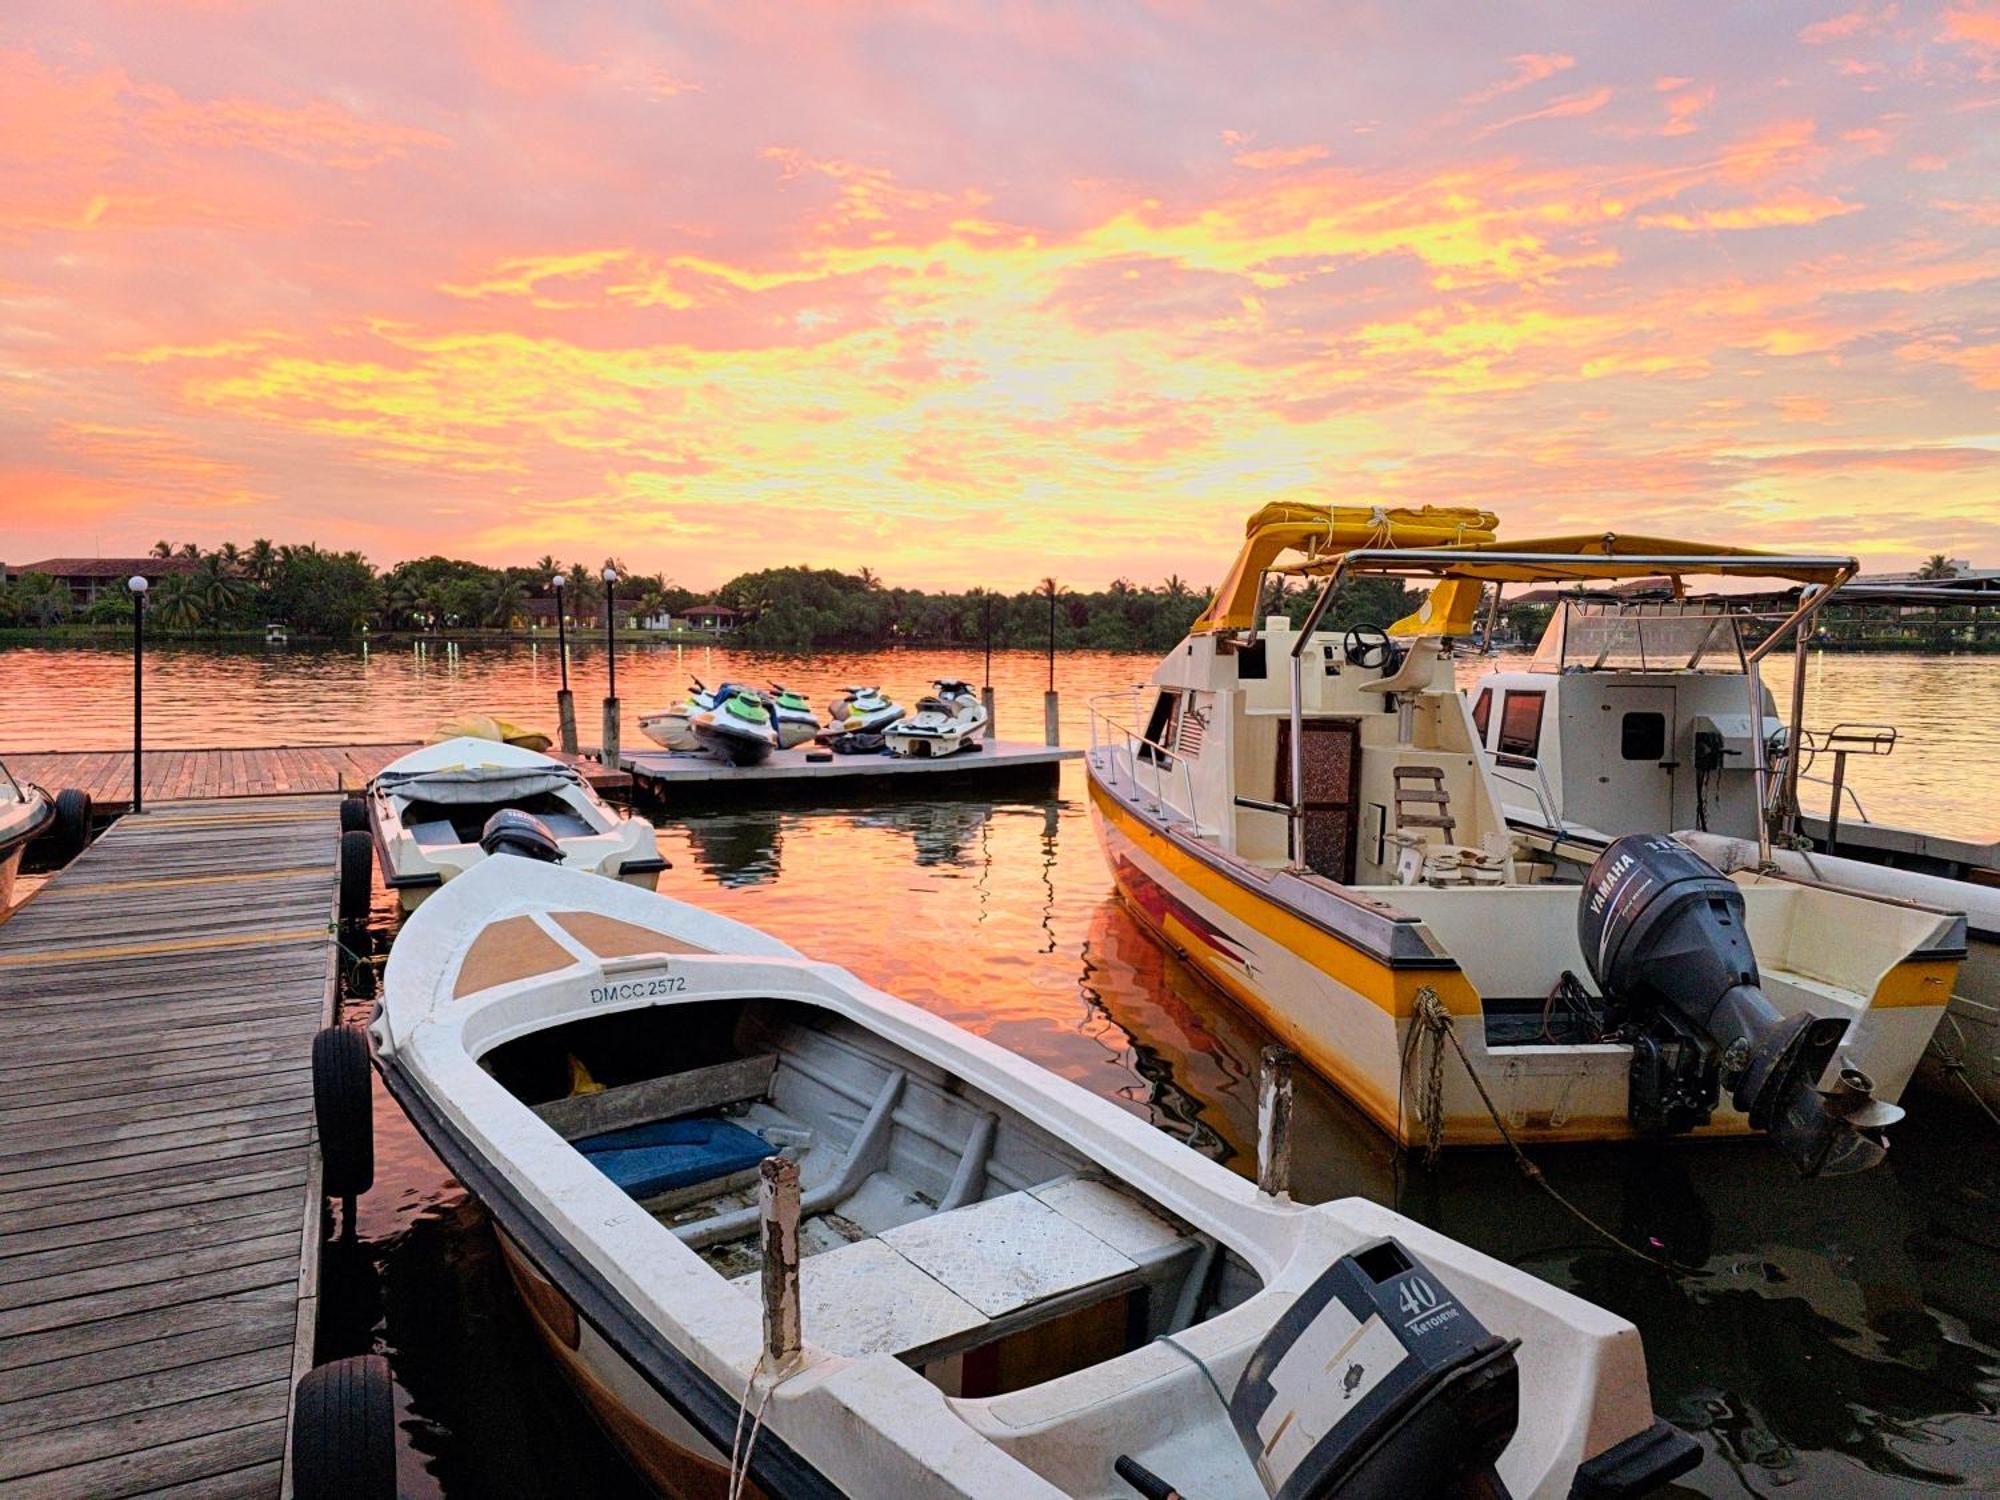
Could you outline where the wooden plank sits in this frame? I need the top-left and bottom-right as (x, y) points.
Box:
(0, 1312), (294, 1404)
(535, 1052), (778, 1140)
(0, 1402), (288, 1497)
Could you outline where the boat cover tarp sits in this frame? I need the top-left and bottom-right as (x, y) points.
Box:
(427, 714), (554, 751)
(377, 765), (583, 805)
(576, 1117), (776, 1199)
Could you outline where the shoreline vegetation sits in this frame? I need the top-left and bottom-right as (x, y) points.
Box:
(3, 540), (1992, 653)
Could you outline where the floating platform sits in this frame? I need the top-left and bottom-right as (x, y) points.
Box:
(619, 738), (1079, 805)
(0, 796), (342, 1499)
(3, 742), (629, 815)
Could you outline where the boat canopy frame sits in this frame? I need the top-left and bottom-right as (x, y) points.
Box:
(1273, 537), (1859, 867)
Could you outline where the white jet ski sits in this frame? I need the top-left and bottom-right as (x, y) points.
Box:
(766, 684), (823, 750)
(825, 685), (905, 737)
(640, 679), (722, 753)
(352, 854), (1702, 1500)
(691, 688), (779, 767)
(886, 679), (989, 758)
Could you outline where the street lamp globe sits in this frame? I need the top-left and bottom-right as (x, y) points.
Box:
(601, 566), (618, 583)
(128, 575), (149, 595)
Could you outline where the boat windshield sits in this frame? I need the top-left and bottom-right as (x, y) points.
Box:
(1530, 600), (1749, 674)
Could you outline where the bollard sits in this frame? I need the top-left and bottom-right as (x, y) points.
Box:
(601, 698), (622, 770)
(1257, 1045), (1295, 1199)
(557, 689), (578, 756)
(759, 1155), (802, 1364)
(981, 685), (997, 741)
(1044, 690), (1060, 747)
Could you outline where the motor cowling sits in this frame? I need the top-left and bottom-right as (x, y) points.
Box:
(1578, 834), (1899, 1178)
(479, 809), (564, 864)
(1229, 1239), (1520, 1499)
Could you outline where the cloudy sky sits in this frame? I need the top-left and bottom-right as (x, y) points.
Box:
(1, 1), (1996, 588)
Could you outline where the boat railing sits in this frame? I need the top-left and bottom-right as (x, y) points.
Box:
(1491, 751), (1570, 839)
(1086, 688), (1199, 829)
(1796, 722), (1896, 844)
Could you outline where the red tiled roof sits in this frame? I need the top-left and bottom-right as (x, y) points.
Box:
(11, 557), (199, 578)
(683, 602), (737, 618)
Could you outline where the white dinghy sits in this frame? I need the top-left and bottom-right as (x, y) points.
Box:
(365, 737), (663, 909)
(361, 856), (1697, 1499)
(886, 678), (989, 758)
(0, 759), (57, 913)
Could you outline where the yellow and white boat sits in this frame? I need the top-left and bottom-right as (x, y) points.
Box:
(1087, 508), (1965, 1175)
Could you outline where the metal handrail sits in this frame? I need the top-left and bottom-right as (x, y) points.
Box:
(1086, 688), (1199, 829)
(1489, 751), (1569, 838)
(1796, 772), (1873, 826)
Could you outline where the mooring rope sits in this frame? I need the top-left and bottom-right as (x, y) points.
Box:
(727, 1351), (803, 1500)
(1926, 1014), (2000, 1130)
(1401, 987), (1701, 1274)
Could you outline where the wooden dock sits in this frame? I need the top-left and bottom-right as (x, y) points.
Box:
(620, 737), (1079, 805)
(3, 742), (629, 815)
(0, 797), (342, 1499)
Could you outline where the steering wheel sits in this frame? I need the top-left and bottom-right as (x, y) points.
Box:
(1343, 625), (1392, 670)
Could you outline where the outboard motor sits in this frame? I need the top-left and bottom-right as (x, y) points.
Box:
(478, 808), (565, 864)
(1578, 834), (1901, 1177)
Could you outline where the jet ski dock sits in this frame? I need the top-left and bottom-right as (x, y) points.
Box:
(618, 737), (1080, 806)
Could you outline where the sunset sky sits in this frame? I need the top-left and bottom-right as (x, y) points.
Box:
(2, 2), (1996, 590)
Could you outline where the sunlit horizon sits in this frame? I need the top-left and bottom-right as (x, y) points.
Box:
(3, 2), (1997, 591)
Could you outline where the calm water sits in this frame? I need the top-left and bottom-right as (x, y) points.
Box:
(7, 640), (1998, 1497)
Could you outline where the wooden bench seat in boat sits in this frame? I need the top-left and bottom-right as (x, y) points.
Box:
(726, 1177), (1191, 1362)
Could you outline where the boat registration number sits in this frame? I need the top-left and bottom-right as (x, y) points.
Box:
(587, 975), (687, 1005)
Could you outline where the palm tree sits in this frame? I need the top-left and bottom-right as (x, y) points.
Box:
(151, 573), (204, 631)
(1918, 553), (1957, 580)
(1162, 573), (1191, 601)
(532, 555), (562, 589)
(245, 539), (276, 587)
(150, 540), (173, 559)
(189, 554), (249, 623)
(857, 566), (882, 591)
(216, 541), (242, 571)
(480, 576), (528, 628)
(177, 542), (200, 559)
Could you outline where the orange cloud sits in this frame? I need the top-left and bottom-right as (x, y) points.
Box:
(1462, 53), (1575, 107)
(1232, 144), (1329, 170)
(1477, 86), (1615, 138)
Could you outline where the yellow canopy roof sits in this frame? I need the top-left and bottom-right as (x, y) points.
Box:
(1191, 503), (1499, 633)
(1280, 532), (1856, 589)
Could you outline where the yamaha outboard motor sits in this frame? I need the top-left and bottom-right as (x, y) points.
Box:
(1578, 834), (1901, 1177)
(1113, 1236), (1699, 1500)
(479, 808), (565, 864)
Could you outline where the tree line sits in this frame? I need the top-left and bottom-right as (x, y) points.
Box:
(0, 538), (1420, 649)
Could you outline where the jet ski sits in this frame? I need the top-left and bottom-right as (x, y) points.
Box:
(690, 687), (778, 766)
(765, 683), (822, 750)
(638, 679), (715, 752)
(824, 685), (905, 737)
(884, 679), (988, 758)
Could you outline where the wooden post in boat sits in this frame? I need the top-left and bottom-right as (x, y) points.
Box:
(759, 1155), (802, 1365)
(1257, 1045), (1295, 1199)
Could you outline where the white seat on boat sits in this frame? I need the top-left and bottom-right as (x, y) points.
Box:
(408, 819), (460, 847)
(733, 1238), (988, 1359)
(879, 1190), (1138, 1317)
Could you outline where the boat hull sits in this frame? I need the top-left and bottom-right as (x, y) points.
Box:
(1087, 766), (1950, 1149)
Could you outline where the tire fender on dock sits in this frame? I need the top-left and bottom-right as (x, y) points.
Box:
(292, 1354), (395, 1500)
(312, 1024), (374, 1198)
(338, 828), (373, 925)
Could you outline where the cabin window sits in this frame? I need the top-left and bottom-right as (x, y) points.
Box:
(1470, 688), (1493, 745)
(1140, 689), (1180, 763)
(1496, 691), (1546, 758)
(1620, 712), (1667, 761)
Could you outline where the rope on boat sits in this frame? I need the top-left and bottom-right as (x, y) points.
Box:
(727, 1350), (803, 1500)
(1927, 1014), (2000, 1130)
(1400, 987), (1700, 1275)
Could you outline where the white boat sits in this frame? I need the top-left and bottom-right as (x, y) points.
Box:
(364, 854), (1698, 1499)
(366, 737), (663, 910)
(1461, 595), (2000, 1117)
(766, 685), (823, 750)
(0, 759), (57, 913)
(1086, 509), (1963, 1174)
(885, 679), (989, 758)
(692, 689), (779, 766)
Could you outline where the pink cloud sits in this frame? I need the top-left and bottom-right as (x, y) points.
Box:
(1461, 53), (1575, 107)
(1232, 143), (1329, 170)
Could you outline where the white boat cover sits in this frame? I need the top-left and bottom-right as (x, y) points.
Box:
(376, 765), (583, 804)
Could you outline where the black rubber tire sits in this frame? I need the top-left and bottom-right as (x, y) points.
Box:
(50, 788), (92, 862)
(291, 1354), (395, 1500)
(312, 1025), (374, 1198)
(339, 795), (368, 834)
(339, 829), (373, 926)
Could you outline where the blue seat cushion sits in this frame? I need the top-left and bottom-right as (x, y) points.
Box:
(575, 1116), (776, 1199)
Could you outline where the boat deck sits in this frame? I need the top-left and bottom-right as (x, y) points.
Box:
(3, 742), (630, 814)
(620, 738), (1077, 805)
(0, 797), (344, 1499)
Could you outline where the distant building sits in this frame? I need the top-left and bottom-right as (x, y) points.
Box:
(2, 556), (198, 604)
(525, 593), (653, 630)
(1854, 559), (2000, 589)
(682, 602), (738, 633)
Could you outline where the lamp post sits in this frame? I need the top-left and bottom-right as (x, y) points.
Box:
(127, 575), (148, 814)
(601, 566), (621, 768)
(552, 574), (577, 755)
